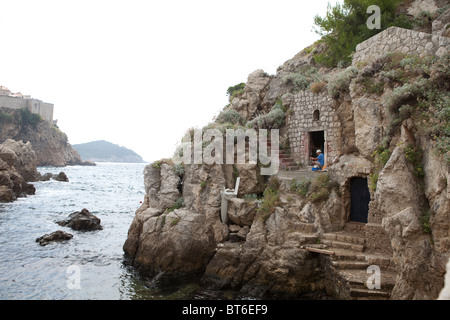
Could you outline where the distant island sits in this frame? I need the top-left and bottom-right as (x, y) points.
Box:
(73, 140), (144, 163)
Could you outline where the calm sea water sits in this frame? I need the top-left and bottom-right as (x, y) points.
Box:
(0, 162), (207, 300)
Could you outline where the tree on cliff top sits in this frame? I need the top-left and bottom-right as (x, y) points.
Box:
(313, 0), (412, 68)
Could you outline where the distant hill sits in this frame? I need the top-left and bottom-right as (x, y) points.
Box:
(73, 140), (144, 163)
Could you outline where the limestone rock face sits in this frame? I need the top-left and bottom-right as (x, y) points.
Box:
(229, 70), (271, 121)
(0, 139), (38, 202)
(352, 97), (384, 157)
(227, 198), (258, 226)
(375, 147), (449, 299)
(0, 107), (84, 166)
(144, 163), (181, 210)
(124, 162), (229, 282)
(127, 208), (216, 281)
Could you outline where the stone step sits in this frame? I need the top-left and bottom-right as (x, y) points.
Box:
(341, 268), (397, 291)
(350, 288), (391, 299)
(323, 232), (365, 245)
(332, 261), (370, 270)
(332, 250), (367, 262)
(296, 222), (317, 233)
(344, 222), (366, 232)
(322, 239), (365, 252)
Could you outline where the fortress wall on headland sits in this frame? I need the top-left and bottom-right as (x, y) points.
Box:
(0, 96), (54, 122)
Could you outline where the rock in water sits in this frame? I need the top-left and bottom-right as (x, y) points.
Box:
(57, 208), (103, 231)
(36, 230), (73, 246)
(39, 171), (69, 182)
(55, 172), (69, 182)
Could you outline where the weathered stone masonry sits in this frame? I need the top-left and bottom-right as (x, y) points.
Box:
(0, 95), (54, 122)
(286, 91), (340, 167)
(353, 26), (450, 65)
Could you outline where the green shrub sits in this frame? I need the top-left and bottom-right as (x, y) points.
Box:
(327, 67), (358, 99)
(243, 193), (259, 201)
(290, 178), (311, 196)
(420, 210), (431, 234)
(312, 0), (411, 68)
(369, 172), (379, 192)
(215, 109), (244, 125)
(247, 107), (285, 130)
(0, 112), (13, 124)
(404, 144), (424, 178)
(19, 108), (41, 128)
(369, 144), (392, 191)
(309, 174), (338, 203)
(167, 197), (185, 212)
(282, 66), (321, 92)
(310, 188), (330, 203)
(227, 83), (246, 100)
(170, 216), (181, 226)
(173, 163), (185, 177)
(384, 79), (427, 114)
(257, 176), (282, 222)
(257, 186), (280, 223)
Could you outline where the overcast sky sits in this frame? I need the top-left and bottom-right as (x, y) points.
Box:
(0, 0), (340, 162)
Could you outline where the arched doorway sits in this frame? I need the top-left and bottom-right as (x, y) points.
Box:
(350, 177), (370, 223)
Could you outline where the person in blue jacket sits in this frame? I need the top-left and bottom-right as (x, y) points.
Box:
(310, 149), (324, 169)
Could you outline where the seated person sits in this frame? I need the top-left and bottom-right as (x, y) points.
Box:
(310, 150), (324, 169)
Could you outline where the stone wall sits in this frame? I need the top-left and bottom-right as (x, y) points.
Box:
(352, 26), (450, 65)
(0, 96), (54, 122)
(286, 91), (341, 167)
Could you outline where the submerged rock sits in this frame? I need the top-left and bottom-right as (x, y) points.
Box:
(57, 208), (103, 231)
(36, 230), (73, 246)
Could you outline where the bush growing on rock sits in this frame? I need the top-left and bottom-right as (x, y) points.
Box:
(246, 106), (285, 130)
(327, 66), (358, 99)
(282, 65), (321, 92)
(215, 109), (244, 125)
(312, 0), (412, 67)
(227, 82), (245, 101)
(290, 178), (311, 196)
(257, 176), (281, 223)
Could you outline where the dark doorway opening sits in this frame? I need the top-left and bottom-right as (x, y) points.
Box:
(350, 177), (370, 223)
(309, 131), (324, 158)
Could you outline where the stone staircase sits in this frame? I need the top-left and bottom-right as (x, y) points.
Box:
(307, 222), (397, 300)
(264, 139), (299, 171)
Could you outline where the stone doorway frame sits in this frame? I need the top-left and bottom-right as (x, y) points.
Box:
(304, 129), (327, 166)
(342, 175), (371, 223)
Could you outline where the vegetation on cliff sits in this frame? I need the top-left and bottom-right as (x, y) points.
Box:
(0, 107), (83, 166)
(313, 0), (412, 67)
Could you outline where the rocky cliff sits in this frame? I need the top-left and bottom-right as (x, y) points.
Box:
(123, 3), (450, 300)
(0, 139), (39, 202)
(0, 107), (85, 167)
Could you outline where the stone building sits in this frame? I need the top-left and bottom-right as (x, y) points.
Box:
(0, 86), (54, 122)
(285, 91), (341, 168)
